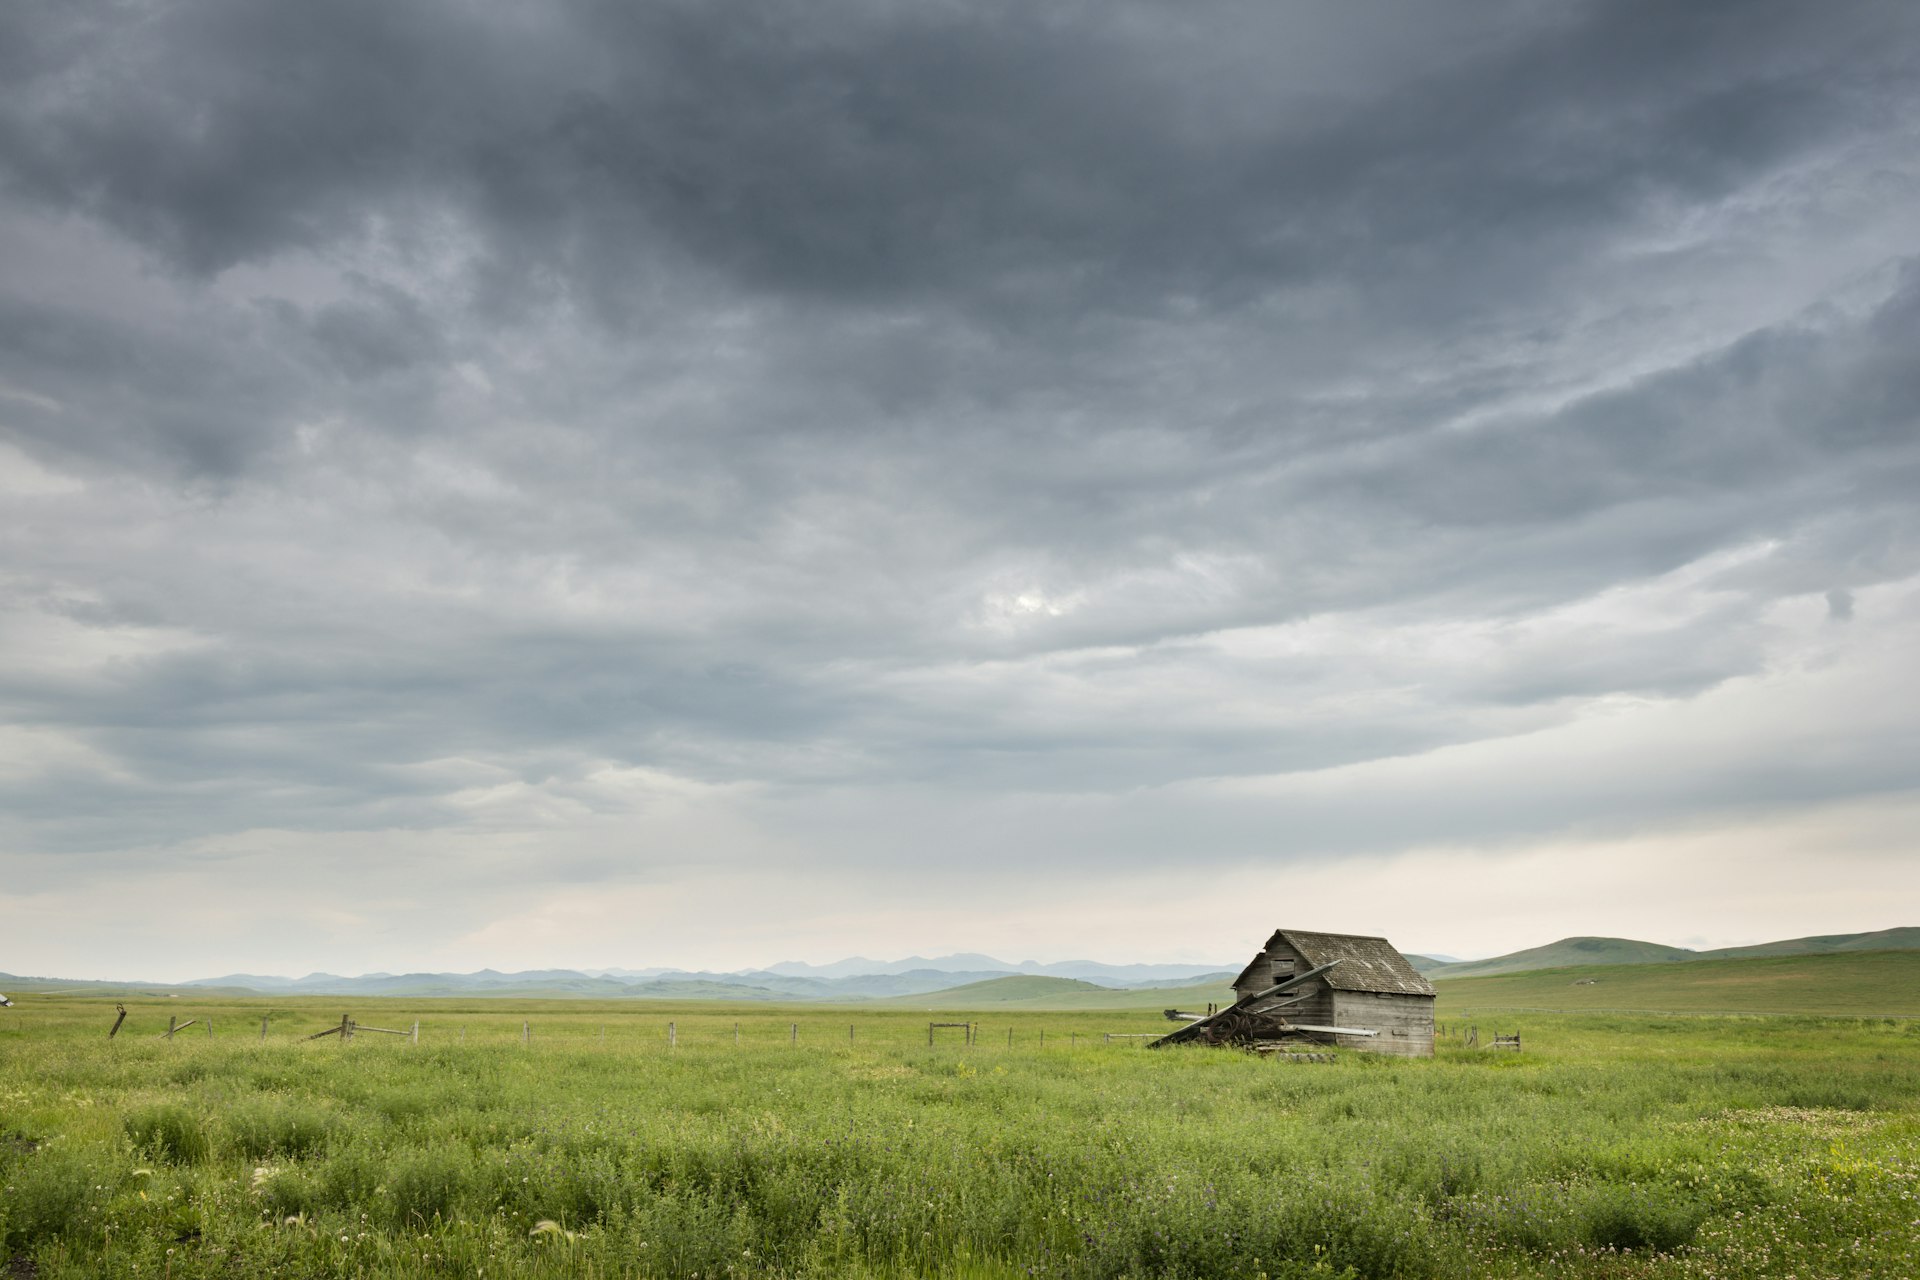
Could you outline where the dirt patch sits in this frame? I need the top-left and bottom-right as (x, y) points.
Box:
(7, 1254), (39, 1279)
(0, 1135), (38, 1157)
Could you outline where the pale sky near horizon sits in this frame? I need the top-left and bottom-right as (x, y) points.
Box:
(3, 1), (1918, 984)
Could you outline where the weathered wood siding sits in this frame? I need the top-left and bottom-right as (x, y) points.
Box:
(1232, 939), (1304, 1002)
(1330, 990), (1435, 1057)
(1238, 938), (1339, 1028)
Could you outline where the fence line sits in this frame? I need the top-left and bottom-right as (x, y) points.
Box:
(78, 1009), (1193, 1049)
(66, 1002), (1916, 1049)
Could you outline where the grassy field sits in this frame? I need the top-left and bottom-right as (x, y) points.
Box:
(1433, 950), (1920, 1017)
(2, 990), (1918, 1278)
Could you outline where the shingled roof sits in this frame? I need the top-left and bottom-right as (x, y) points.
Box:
(1248, 929), (1435, 997)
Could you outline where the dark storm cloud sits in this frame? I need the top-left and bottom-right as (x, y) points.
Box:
(0, 0), (1889, 307)
(3, 4), (1903, 323)
(0, 0), (1910, 489)
(1, 0), (1917, 892)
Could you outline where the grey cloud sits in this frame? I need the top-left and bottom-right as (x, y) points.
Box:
(2, 0), (1913, 493)
(3, 1), (1900, 317)
(0, 0), (1917, 962)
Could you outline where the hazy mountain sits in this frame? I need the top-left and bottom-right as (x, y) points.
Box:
(1020, 961), (1238, 985)
(127, 928), (1920, 996)
(171, 965), (1137, 1000)
(187, 973), (304, 990)
(576, 967), (693, 980)
(1110, 972), (1237, 990)
(879, 974), (1242, 1011)
(760, 954), (1016, 979)
(0, 971), (215, 995)
(613, 978), (794, 1001)
(883, 975), (1114, 1007)
(760, 955), (1232, 984)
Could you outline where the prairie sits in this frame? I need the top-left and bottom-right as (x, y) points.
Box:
(1, 990), (1917, 1278)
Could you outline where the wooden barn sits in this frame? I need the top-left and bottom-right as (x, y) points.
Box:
(1154, 928), (1435, 1056)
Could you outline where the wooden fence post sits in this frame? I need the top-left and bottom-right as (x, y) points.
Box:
(206, 1018), (213, 1038)
(411, 1021), (419, 1045)
(790, 1023), (797, 1046)
(341, 1014), (352, 1043)
(523, 1021), (530, 1046)
(109, 1005), (128, 1039)
(669, 1021), (676, 1049)
(1006, 1027), (1012, 1049)
(734, 1022), (740, 1047)
(849, 1023), (855, 1045)
(166, 1015), (177, 1039)
(260, 1016), (268, 1041)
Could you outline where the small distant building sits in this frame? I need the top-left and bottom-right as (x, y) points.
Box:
(1232, 929), (1435, 1057)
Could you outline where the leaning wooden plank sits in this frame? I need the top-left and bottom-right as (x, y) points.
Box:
(1149, 958), (1344, 1048)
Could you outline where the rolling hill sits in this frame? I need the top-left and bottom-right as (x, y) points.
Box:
(1425, 937), (1696, 978)
(878, 974), (1237, 1011)
(1702, 926), (1920, 960)
(1431, 949), (1920, 1016)
(1423, 927), (1920, 979)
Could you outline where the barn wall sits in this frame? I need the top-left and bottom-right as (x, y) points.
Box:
(1244, 938), (1336, 1028)
(1229, 932), (1435, 1056)
(1330, 991), (1435, 1057)
(1232, 940), (1306, 1002)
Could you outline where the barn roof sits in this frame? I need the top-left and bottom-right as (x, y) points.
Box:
(1251, 929), (1435, 997)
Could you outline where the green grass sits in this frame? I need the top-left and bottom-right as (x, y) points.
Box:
(1434, 949), (1920, 1016)
(2, 993), (1917, 1278)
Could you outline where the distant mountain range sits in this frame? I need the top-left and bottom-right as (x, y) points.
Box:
(5, 929), (1913, 1000)
(152, 956), (1238, 1001)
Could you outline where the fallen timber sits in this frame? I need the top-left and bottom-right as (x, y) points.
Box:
(306, 1014), (412, 1042)
(1149, 959), (1379, 1050)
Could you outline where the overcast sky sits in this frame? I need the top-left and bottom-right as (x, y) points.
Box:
(3, 1), (1918, 982)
